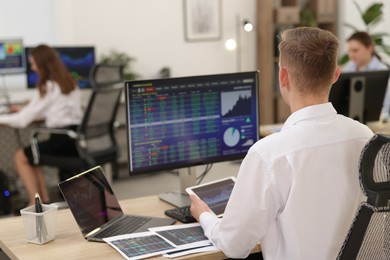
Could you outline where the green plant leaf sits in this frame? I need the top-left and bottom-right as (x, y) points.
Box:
(374, 38), (383, 46)
(362, 3), (383, 25)
(338, 54), (350, 66)
(366, 16), (384, 30)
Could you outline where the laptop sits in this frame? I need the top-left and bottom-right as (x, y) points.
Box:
(58, 166), (175, 242)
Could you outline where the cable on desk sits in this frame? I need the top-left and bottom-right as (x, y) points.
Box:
(196, 164), (213, 185)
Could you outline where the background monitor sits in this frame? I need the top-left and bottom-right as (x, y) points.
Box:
(329, 70), (390, 123)
(125, 71), (259, 206)
(0, 38), (25, 75)
(25, 46), (95, 89)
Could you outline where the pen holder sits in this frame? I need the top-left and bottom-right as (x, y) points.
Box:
(20, 204), (57, 244)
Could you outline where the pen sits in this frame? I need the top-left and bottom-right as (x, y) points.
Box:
(35, 193), (43, 213)
(35, 193), (47, 243)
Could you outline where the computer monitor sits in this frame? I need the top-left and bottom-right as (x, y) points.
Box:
(25, 46), (95, 89)
(125, 71), (260, 207)
(0, 38), (25, 75)
(329, 70), (390, 123)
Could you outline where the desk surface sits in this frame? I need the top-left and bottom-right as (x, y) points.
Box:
(0, 196), (260, 260)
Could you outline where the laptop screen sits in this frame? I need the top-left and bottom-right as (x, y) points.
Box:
(58, 167), (123, 236)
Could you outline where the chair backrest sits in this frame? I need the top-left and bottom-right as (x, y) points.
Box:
(77, 85), (123, 163)
(337, 134), (390, 260)
(89, 63), (124, 89)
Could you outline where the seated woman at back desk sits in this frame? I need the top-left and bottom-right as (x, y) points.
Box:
(0, 44), (82, 206)
(343, 31), (390, 120)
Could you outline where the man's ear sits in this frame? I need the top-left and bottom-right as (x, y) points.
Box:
(279, 66), (289, 90)
(332, 66), (341, 84)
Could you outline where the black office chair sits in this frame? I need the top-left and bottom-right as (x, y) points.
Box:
(30, 85), (123, 183)
(337, 134), (390, 260)
(89, 63), (124, 89)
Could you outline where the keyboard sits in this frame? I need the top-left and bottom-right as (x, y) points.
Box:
(94, 215), (151, 239)
(164, 206), (197, 223)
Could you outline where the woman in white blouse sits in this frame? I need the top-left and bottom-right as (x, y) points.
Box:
(0, 45), (82, 205)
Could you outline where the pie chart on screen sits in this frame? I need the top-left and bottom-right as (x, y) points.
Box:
(223, 127), (240, 147)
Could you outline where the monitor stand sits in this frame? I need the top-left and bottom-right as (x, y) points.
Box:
(159, 167), (197, 208)
(348, 76), (365, 122)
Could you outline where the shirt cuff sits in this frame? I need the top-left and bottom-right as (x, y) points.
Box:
(199, 211), (219, 239)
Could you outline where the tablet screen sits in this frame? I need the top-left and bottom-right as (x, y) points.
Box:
(188, 177), (235, 216)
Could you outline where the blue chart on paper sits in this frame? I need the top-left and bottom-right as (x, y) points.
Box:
(111, 235), (174, 258)
(156, 226), (208, 246)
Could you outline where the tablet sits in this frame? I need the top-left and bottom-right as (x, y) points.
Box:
(186, 176), (236, 217)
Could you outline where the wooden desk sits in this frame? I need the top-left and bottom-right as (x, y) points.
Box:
(259, 123), (283, 137)
(366, 121), (390, 135)
(0, 196), (260, 259)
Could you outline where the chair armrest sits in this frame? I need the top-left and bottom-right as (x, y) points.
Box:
(30, 128), (78, 165)
(30, 127), (78, 138)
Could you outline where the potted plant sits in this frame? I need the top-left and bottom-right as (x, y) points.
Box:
(99, 49), (138, 80)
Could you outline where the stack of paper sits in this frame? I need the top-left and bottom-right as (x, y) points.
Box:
(104, 223), (217, 260)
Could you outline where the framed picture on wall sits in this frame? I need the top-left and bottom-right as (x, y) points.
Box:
(184, 0), (222, 42)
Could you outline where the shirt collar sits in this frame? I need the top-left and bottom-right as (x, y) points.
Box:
(281, 103), (337, 131)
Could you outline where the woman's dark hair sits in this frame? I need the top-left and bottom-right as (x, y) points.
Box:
(347, 31), (381, 61)
(29, 44), (76, 96)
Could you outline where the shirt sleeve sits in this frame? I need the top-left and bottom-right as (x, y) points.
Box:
(199, 148), (283, 259)
(0, 84), (56, 128)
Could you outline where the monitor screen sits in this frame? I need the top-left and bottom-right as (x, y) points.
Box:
(329, 70), (390, 123)
(0, 39), (25, 75)
(125, 71), (260, 174)
(25, 46), (95, 89)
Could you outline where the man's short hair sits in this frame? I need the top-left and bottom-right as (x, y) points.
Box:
(278, 27), (339, 94)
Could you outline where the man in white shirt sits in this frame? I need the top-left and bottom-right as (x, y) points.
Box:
(190, 27), (374, 259)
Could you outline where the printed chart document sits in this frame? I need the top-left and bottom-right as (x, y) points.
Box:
(149, 223), (211, 248)
(104, 232), (177, 260)
(104, 223), (216, 259)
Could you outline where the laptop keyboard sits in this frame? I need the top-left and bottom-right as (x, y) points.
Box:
(94, 215), (152, 239)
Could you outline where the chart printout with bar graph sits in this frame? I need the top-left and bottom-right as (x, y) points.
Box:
(106, 233), (175, 259)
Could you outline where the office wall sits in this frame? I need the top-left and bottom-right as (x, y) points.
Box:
(0, 0), (55, 89)
(4, 0), (389, 89)
(0, 0), (257, 89)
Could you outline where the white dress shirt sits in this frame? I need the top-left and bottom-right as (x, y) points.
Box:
(199, 103), (374, 259)
(0, 81), (82, 128)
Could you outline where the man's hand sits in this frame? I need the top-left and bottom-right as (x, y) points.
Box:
(189, 194), (212, 222)
(9, 105), (22, 113)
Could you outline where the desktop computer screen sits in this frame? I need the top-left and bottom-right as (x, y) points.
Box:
(0, 38), (25, 75)
(125, 71), (260, 175)
(329, 70), (390, 123)
(25, 46), (95, 89)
